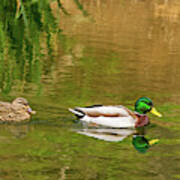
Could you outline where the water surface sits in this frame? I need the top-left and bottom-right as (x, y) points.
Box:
(0, 0), (180, 179)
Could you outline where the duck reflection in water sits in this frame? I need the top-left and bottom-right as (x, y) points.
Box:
(132, 127), (159, 153)
(77, 126), (159, 153)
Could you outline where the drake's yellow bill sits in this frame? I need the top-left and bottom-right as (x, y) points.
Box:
(149, 139), (159, 146)
(150, 107), (162, 117)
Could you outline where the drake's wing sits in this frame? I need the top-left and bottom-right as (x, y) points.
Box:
(75, 105), (132, 117)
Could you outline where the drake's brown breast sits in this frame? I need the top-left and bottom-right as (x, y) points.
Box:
(135, 114), (149, 128)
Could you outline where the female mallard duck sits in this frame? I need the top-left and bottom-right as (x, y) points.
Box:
(69, 97), (162, 128)
(0, 97), (36, 122)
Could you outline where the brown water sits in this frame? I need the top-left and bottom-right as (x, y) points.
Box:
(59, 0), (180, 103)
(0, 0), (179, 179)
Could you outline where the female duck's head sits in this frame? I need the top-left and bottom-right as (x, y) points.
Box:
(135, 97), (162, 117)
(12, 97), (36, 115)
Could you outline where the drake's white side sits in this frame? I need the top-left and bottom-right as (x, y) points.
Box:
(77, 129), (135, 142)
(81, 116), (136, 128)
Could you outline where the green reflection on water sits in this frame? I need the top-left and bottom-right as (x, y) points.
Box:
(0, 0), (67, 96)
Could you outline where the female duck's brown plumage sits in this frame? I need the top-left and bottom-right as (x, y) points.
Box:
(0, 97), (36, 122)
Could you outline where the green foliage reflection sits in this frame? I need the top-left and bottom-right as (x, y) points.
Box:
(0, 0), (68, 95)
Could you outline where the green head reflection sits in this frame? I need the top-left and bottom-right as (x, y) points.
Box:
(132, 135), (159, 153)
(132, 135), (150, 153)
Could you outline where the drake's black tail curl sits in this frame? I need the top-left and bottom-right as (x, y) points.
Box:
(69, 108), (85, 119)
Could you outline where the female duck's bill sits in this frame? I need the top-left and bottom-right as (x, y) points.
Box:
(27, 107), (36, 114)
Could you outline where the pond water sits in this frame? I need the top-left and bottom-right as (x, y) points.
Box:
(0, 0), (180, 179)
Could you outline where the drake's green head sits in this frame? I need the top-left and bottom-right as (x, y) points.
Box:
(135, 97), (162, 117)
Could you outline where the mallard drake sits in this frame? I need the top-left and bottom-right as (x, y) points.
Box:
(69, 97), (162, 128)
(0, 97), (36, 122)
